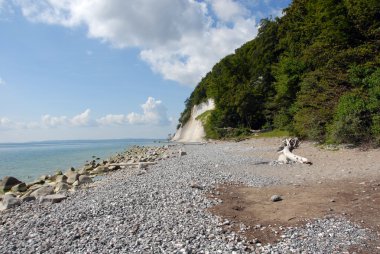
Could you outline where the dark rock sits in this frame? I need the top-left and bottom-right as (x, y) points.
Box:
(11, 182), (27, 192)
(0, 176), (22, 193)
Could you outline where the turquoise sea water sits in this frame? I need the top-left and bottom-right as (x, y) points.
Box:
(0, 139), (162, 182)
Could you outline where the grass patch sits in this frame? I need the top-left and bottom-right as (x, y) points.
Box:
(253, 129), (290, 138)
(195, 110), (213, 124)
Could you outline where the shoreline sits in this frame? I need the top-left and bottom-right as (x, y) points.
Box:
(0, 138), (379, 253)
(0, 138), (165, 182)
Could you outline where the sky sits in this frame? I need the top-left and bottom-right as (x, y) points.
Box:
(0, 0), (291, 142)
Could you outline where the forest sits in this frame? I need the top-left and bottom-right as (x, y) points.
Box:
(178, 0), (380, 145)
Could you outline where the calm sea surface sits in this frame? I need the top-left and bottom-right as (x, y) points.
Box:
(0, 139), (163, 182)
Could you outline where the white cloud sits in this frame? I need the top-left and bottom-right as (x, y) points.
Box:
(70, 109), (91, 126)
(0, 77), (5, 86)
(0, 98), (170, 131)
(41, 109), (91, 127)
(42, 114), (67, 127)
(97, 114), (127, 126)
(97, 97), (171, 126)
(209, 0), (249, 22)
(0, 117), (11, 127)
(12, 0), (259, 86)
(127, 97), (170, 126)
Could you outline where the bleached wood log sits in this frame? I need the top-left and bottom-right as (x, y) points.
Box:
(109, 162), (157, 167)
(278, 138), (311, 164)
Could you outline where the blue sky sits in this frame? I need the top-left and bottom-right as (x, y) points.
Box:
(0, 0), (291, 142)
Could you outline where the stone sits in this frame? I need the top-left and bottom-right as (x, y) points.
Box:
(20, 195), (36, 202)
(54, 182), (70, 193)
(39, 175), (49, 181)
(179, 150), (187, 156)
(26, 180), (45, 188)
(92, 166), (109, 174)
(79, 165), (93, 175)
(11, 182), (27, 193)
(0, 194), (21, 211)
(55, 175), (68, 183)
(78, 175), (93, 184)
(271, 195), (282, 202)
(30, 186), (54, 198)
(66, 173), (79, 185)
(39, 194), (67, 204)
(190, 181), (203, 190)
(0, 176), (22, 193)
(108, 165), (120, 171)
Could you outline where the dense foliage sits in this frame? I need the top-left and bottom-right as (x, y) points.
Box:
(178, 0), (380, 145)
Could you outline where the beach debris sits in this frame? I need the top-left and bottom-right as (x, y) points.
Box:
(179, 150), (187, 156)
(0, 176), (23, 193)
(271, 195), (283, 202)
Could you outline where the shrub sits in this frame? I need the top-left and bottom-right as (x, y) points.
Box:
(328, 91), (371, 144)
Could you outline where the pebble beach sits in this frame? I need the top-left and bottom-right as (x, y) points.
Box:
(0, 140), (378, 253)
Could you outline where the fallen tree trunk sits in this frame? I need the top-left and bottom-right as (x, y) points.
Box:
(277, 138), (311, 164)
(109, 162), (157, 167)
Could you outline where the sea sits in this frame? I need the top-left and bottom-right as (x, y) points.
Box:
(0, 139), (163, 182)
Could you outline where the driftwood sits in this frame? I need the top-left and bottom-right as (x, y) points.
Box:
(277, 138), (311, 164)
(109, 162), (157, 167)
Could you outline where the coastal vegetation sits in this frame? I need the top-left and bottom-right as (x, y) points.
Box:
(178, 0), (380, 145)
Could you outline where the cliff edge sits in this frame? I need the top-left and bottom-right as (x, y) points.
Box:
(172, 99), (215, 143)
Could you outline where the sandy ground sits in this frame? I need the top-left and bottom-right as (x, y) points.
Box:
(208, 138), (380, 253)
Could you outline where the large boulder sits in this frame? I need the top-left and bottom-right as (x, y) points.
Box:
(11, 182), (27, 193)
(54, 182), (70, 193)
(78, 175), (93, 185)
(39, 194), (67, 204)
(0, 194), (21, 211)
(55, 175), (68, 183)
(0, 176), (22, 193)
(64, 168), (79, 184)
(78, 164), (93, 175)
(30, 186), (54, 198)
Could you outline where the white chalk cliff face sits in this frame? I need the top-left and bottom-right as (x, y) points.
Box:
(172, 99), (215, 142)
